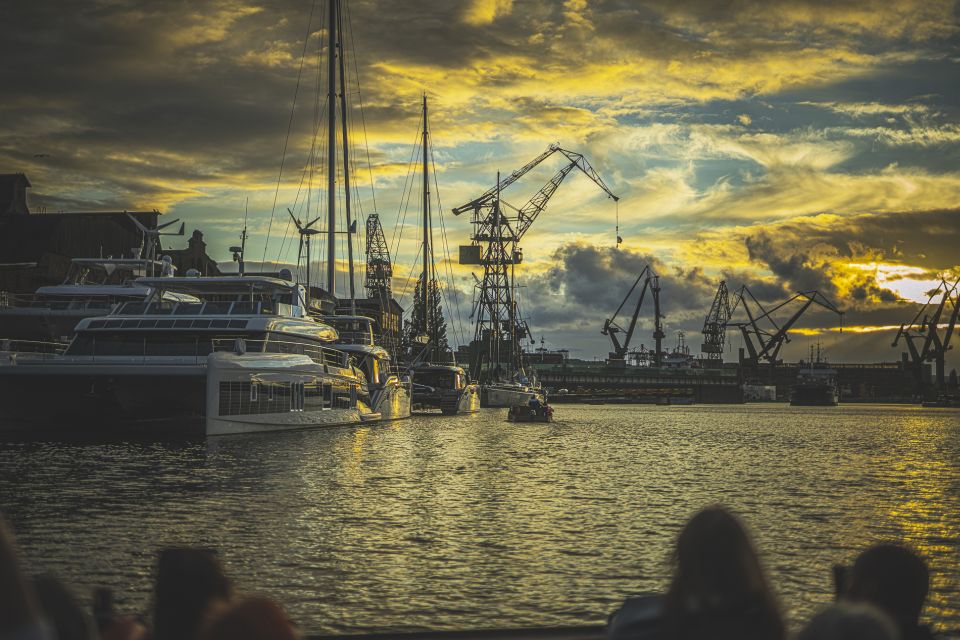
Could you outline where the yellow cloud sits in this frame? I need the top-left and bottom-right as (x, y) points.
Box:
(462, 0), (514, 26)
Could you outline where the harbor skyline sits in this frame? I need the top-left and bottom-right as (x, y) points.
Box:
(1, 0), (958, 363)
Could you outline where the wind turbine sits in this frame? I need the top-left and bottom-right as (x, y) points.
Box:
(288, 208), (323, 308)
(125, 213), (185, 275)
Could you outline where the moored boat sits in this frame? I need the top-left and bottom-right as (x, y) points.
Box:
(0, 276), (377, 436)
(411, 364), (479, 415)
(0, 256), (188, 343)
(324, 314), (411, 420)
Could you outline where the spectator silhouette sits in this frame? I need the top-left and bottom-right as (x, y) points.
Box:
(660, 506), (785, 640)
(799, 603), (899, 640)
(199, 596), (298, 640)
(152, 548), (232, 640)
(32, 575), (95, 640)
(844, 545), (933, 640)
(0, 515), (53, 640)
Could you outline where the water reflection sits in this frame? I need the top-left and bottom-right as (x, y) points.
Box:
(0, 404), (957, 634)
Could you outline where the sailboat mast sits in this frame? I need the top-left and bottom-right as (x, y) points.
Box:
(422, 94), (430, 341)
(326, 0), (338, 298)
(337, 3), (355, 313)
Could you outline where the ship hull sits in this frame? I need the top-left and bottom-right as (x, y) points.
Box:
(413, 384), (480, 415)
(0, 353), (376, 436)
(789, 385), (839, 406)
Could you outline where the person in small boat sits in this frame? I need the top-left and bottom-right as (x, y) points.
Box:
(527, 395), (542, 416)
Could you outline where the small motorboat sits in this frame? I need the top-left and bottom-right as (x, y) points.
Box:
(507, 404), (553, 423)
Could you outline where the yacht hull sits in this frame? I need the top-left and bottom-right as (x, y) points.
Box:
(0, 353), (377, 436)
(413, 384), (480, 414)
(369, 378), (412, 420)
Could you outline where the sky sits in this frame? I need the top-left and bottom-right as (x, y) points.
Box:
(2, 0), (959, 364)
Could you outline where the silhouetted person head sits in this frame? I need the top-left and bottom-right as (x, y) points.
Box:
(32, 574), (95, 640)
(153, 548), (231, 640)
(799, 603), (899, 640)
(663, 505), (784, 640)
(845, 545), (929, 639)
(199, 596), (298, 640)
(0, 515), (46, 638)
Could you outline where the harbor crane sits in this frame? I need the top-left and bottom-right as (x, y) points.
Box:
(364, 213), (392, 308)
(892, 278), (960, 396)
(726, 287), (843, 368)
(602, 265), (664, 366)
(701, 280), (733, 366)
(453, 145), (619, 382)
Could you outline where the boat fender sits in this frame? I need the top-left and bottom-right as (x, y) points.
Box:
(607, 594), (665, 640)
(233, 338), (247, 355)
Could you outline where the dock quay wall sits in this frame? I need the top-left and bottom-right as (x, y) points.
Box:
(530, 363), (743, 404)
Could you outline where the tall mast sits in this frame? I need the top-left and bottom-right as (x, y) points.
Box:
(422, 94), (430, 342)
(337, 3), (355, 312)
(326, 0), (338, 297)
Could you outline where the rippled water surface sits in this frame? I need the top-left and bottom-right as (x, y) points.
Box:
(1, 404), (959, 634)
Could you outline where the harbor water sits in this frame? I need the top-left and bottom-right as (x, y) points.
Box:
(1, 404), (958, 634)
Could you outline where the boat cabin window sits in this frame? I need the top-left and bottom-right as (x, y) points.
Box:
(327, 317), (374, 345)
(65, 332), (266, 357)
(415, 369), (460, 389)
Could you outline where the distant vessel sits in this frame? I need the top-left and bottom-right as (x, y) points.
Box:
(0, 276), (378, 436)
(789, 344), (839, 406)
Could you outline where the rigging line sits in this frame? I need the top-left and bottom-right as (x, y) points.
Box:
(430, 138), (466, 348)
(389, 135), (420, 275)
(261, 0), (318, 268)
(344, 0), (379, 216)
(397, 246), (423, 307)
(275, 94), (330, 268)
(389, 107), (425, 259)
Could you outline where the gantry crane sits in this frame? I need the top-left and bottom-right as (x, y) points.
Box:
(892, 278), (960, 396)
(453, 144), (619, 382)
(701, 280), (733, 366)
(602, 265), (664, 366)
(726, 286), (844, 368)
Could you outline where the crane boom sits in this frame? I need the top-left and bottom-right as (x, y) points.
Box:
(515, 150), (618, 240)
(451, 145), (562, 216)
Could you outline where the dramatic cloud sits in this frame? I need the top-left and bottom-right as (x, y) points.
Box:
(1, 0), (958, 361)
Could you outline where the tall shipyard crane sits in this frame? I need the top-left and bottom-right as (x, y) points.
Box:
(726, 286), (843, 369)
(364, 213), (392, 307)
(602, 265), (664, 366)
(892, 278), (960, 395)
(453, 145), (619, 382)
(701, 280), (733, 366)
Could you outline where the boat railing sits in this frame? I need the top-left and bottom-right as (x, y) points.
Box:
(0, 294), (116, 311)
(210, 338), (350, 369)
(0, 339), (69, 358)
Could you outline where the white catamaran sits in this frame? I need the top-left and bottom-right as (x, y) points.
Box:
(0, 276), (379, 436)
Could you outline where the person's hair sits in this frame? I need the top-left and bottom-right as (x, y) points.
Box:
(846, 544), (929, 632)
(199, 596), (297, 640)
(662, 505), (784, 640)
(32, 574), (95, 640)
(153, 547), (232, 640)
(0, 515), (39, 632)
(798, 603), (899, 640)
